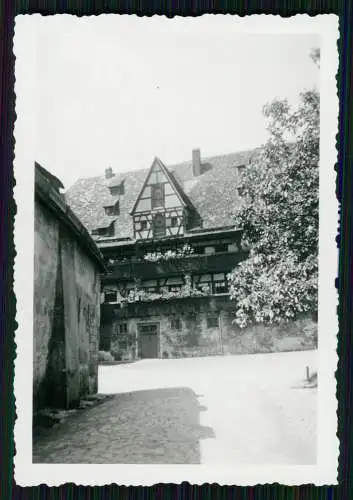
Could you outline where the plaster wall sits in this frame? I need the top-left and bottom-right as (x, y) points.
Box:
(33, 200), (101, 410)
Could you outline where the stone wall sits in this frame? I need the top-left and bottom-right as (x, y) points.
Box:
(33, 202), (61, 408)
(33, 201), (101, 410)
(101, 297), (317, 360)
(74, 243), (101, 396)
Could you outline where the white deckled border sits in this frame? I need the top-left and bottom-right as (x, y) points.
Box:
(13, 13), (339, 486)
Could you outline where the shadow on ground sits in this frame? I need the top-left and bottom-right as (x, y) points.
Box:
(33, 387), (214, 464)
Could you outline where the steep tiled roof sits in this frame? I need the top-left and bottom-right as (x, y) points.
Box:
(65, 148), (261, 239)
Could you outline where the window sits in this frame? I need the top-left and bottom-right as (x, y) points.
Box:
(92, 227), (106, 236)
(171, 318), (182, 330)
(213, 273), (229, 294)
(117, 323), (128, 334)
(214, 281), (228, 294)
(195, 274), (212, 292)
(193, 246), (205, 255)
(205, 246), (215, 255)
(92, 225), (114, 237)
(214, 243), (228, 253)
(104, 202), (120, 216)
(150, 169), (166, 184)
(151, 183), (165, 208)
(110, 181), (125, 196)
(139, 323), (158, 335)
(104, 290), (117, 303)
(153, 213), (166, 238)
(166, 277), (183, 292)
(141, 220), (147, 230)
(207, 316), (219, 328)
(228, 243), (239, 252)
(171, 216), (178, 227)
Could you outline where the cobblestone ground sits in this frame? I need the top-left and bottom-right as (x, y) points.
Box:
(33, 350), (317, 464)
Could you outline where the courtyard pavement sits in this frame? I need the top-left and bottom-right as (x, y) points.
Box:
(33, 350), (317, 464)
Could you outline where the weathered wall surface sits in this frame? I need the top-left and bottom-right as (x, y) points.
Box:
(74, 243), (101, 396)
(33, 200), (101, 410)
(33, 202), (60, 408)
(102, 298), (317, 360)
(219, 312), (317, 355)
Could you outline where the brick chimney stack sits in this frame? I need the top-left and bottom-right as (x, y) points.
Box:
(192, 149), (201, 177)
(105, 167), (114, 179)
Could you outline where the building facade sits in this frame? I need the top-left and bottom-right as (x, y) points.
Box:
(34, 163), (105, 411)
(66, 148), (316, 360)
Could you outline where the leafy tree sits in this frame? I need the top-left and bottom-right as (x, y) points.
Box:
(228, 62), (319, 327)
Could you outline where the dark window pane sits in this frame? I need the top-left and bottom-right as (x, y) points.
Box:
(104, 203), (120, 216)
(105, 291), (117, 303)
(118, 323), (128, 334)
(207, 316), (219, 328)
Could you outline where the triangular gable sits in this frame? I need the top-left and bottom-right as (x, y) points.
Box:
(129, 157), (193, 215)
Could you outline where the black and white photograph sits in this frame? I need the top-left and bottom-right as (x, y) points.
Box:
(14, 14), (338, 486)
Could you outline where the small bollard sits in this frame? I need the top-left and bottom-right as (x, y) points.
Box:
(306, 366), (310, 381)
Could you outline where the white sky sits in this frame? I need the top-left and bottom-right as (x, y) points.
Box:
(15, 15), (320, 189)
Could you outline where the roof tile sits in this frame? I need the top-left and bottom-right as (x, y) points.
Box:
(65, 148), (261, 238)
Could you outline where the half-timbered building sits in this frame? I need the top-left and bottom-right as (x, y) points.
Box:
(65, 148), (263, 359)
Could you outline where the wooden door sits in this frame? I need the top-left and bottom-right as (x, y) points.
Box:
(139, 323), (159, 358)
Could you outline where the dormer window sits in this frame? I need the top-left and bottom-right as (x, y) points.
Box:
(104, 202), (120, 216)
(109, 180), (125, 196)
(92, 227), (111, 236)
(92, 222), (114, 237)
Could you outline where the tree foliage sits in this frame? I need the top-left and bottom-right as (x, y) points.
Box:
(228, 87), (319, 328)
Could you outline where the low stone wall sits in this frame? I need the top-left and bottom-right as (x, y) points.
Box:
(220, 314), (317, 355)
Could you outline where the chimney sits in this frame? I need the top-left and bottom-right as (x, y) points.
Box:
(192, 149), (201, 177)
(105, 167), (114, 179)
